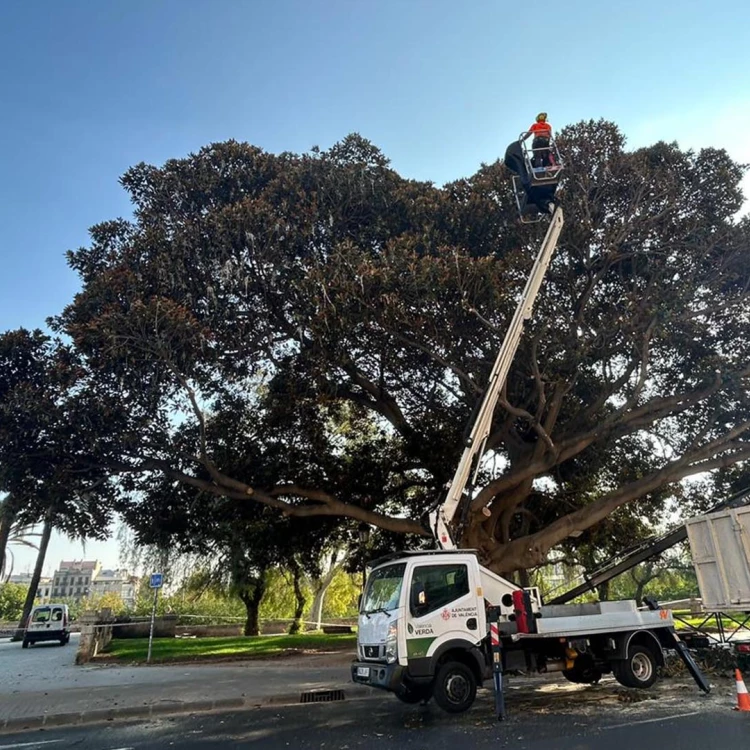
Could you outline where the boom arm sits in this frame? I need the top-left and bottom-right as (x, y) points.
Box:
(430, 207), (565, 549)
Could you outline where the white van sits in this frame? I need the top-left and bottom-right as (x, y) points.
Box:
(23, 604), (71, 648)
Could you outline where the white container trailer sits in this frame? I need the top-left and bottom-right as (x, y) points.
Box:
(685, 506), (750, 611)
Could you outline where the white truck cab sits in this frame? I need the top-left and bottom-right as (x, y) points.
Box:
(352, 551), (532, 712)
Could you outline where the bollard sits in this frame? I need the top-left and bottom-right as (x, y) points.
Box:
(490, 621), (506, 721)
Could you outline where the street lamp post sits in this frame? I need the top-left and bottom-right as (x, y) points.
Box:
(358, 522), (371, 593)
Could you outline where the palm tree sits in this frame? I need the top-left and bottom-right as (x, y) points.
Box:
(13, 509), (53, 640)
(1, 519), (40, 583)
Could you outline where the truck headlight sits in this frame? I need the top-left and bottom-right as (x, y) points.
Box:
(385, 622), (398, 664)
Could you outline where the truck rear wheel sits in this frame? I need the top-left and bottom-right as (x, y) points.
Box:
(433, 661), (477, 714)
(613, 645), (658, 689)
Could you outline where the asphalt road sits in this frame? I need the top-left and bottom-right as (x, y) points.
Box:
(0, 688), (745, 750)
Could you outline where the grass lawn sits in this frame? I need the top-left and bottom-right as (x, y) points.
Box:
(102, 632), (357, 664)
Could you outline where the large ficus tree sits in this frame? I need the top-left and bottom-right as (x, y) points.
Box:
(54, 120), (750, 575)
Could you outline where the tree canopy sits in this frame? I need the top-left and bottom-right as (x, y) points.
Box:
(47, 120), (750, 574)
(0, 329), (115, 575)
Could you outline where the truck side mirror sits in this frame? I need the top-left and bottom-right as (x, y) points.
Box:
(411, 581), (427, 614)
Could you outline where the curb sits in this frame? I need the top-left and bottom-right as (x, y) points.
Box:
(0, 686), (380, 734)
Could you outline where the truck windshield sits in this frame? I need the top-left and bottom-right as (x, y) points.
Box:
(362, 563), (406, 613)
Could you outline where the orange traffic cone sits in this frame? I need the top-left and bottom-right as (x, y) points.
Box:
(735, 669), (750, 711)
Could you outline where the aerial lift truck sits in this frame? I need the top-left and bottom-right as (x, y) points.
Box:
(351, 134), (710, 717)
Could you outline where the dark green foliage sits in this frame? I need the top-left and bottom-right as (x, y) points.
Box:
(26, 122), (750, 574)
(0, 330), (115, 548)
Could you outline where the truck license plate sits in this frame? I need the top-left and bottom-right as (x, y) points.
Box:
(356, 667), (370, 678)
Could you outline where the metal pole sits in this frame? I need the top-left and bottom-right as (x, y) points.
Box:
(490, 616), (506, 720)
(146, 586), (158, 664)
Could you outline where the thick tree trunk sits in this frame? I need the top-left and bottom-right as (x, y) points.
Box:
(239, 592), (255, 636)
(13, 513), (52, 641)
(467, 436), (750, 576)
(239, 570), (267, 637)
(0, 499), (19, 580)
(288, 562), (306, 635)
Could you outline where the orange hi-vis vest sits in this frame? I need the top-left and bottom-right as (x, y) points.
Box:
(530, 121), (552, 138)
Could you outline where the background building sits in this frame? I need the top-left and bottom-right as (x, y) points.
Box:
(51, 560), (100, 601)
(38, 577), (52, 601)
(6, 573), (52, 601)
(91, 569), (139, 608)
(10, 560), (141, 607)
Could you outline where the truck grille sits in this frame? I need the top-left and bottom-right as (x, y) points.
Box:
(364, 645), (381, 659)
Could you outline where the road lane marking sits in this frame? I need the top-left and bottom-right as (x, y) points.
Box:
(603, 711), (700, 730)
(0, 741), (64, 749)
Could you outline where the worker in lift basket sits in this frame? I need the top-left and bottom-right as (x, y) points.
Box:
(525, 112), (554, 168)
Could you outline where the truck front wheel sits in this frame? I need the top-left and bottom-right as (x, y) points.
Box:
(613, 645), (658, 689)
(433, 661), (477, 713)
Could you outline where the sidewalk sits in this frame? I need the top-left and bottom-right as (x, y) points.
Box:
(0, 638), (372, 733)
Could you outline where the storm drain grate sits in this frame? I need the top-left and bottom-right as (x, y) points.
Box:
(300, 689), (346, 703)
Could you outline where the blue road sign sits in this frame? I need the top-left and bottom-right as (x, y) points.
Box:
(149, 573), (163, 589)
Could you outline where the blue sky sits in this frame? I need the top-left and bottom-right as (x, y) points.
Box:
(2, 0), (749, 575)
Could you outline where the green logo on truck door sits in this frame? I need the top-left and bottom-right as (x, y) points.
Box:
(406, 636), (437, 658)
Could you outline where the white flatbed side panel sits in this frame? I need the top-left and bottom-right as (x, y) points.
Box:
(685, 507), (750, 610)
(529, 608), (673, 638)
(541, 601), (637, 619)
